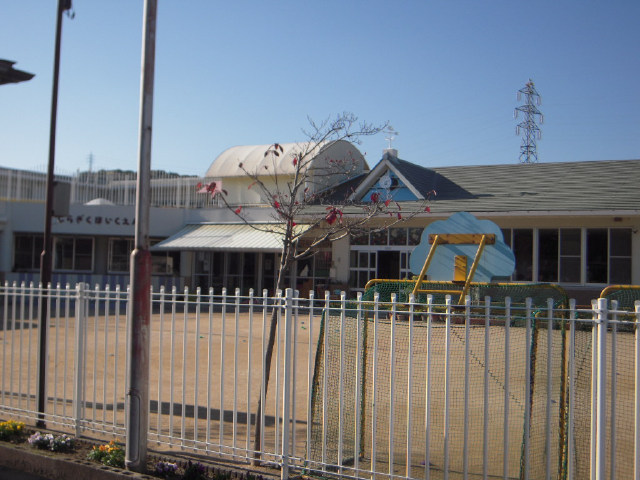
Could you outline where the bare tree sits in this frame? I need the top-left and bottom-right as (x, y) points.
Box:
(197, 112), (433, 460)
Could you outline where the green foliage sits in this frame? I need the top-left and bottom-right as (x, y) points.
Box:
(87, 440), (125, 468)
(0, 420), (25, 441)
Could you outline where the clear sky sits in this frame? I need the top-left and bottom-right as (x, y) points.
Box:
(1, 1), (638, 176)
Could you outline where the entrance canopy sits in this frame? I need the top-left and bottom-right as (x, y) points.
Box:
(152, 223), (291, 252)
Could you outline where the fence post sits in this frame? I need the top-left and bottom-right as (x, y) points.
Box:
(281, 288), (293, 480)
(595, 298), (608, 480)
(73, 283), (86, 437)
(635, 300), (640, 480)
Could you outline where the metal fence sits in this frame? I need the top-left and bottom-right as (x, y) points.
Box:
(0, 281), (639, 480)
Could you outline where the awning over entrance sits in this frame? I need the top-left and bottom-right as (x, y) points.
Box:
(152, 223), (289, 252)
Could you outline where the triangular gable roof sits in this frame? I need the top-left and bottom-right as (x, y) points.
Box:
(350, 151), (474, 201)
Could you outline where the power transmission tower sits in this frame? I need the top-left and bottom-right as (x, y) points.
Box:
(514, 79), (543, 163)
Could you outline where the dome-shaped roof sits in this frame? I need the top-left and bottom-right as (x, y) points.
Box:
(204, 140), (367, 178)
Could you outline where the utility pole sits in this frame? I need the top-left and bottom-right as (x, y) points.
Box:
(514, 79), (543, 164)
(125, 0), (157, 472)
(37, 0), (73, 429)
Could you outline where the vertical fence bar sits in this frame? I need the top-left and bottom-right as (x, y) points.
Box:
(337, 291), (346, 475)
(610, 300), (618, 480)
(388, 294), (397, 478)
(2, 281), (8, 408)
(545, 298), (554, 480)
(157, 286), (165, 441)
(233, 288), (240, 457)
(371, 292), (380, 477)
(260, 290), (269, 461)
(73, 283), (86, 437)
(194, 287), (202, 448)
(591, 299), (599, 480)
(504, 297), (511, 479)
(406, 293), (415, 479)
(9, 282), (17, 410)
(483, 296), (490, 479)
(181, 286), (189, 448)
(246, 289), (255, 456)
(275, 291), (283, 458)
(280, 288), (294, 480)
(219, 288), (227, 453)
(425, 295), (433, 480)
(102, 285), (110, 426)
(305, 291), (316, 469)
(18, 282), (25, 412)
(635, 300), (640, 480)
(523, 297), (533, 480)
(444, 296), (452, 480)
(595, 298), (608, 480)
(567, 299), (576, 480)
(63, 284), (71, 419)
(91, 284), (99, 425)
(113, 285), (122, 429)
(291, 292), (299, 459)
(27, 282), (36, 415)
(169, 286), (177, 443)
(463, 295), (470, 480)
(206, 287), (214, 452)
(27, 283), (36, 414)
(354, 291), (363, 476)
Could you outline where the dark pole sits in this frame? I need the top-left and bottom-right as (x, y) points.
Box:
(125, 0), (156, 472)
(37, 0), (72, 429)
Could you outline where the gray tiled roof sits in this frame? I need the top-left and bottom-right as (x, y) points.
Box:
(390, 158), (640, 213)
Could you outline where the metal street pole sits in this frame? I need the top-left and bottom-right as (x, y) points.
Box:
(37, 0), (72, 429)
(125, 0), (157, 472)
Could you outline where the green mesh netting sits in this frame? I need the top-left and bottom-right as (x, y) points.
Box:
(601, 285), (640, 311)
(307, 282), (634, 480)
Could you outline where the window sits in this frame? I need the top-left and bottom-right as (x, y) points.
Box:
(108, 238), (133, 272)
(538, 229), (558, 282)
(13, 234), (43, 271)
(504, 227), (630, 284)
(513, 229), (533, 281)
(559, 229), (581, 282)
(54, 237), (93, 271)
(609, 229), (632, 284)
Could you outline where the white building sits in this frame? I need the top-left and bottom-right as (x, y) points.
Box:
(1, 144), (638, 303)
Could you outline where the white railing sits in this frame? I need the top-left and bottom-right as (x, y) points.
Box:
(0, 281), (639, 480)
(0, 167), (220, 208)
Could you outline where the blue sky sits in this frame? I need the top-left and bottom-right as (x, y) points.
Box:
(1, 1), (638, 176)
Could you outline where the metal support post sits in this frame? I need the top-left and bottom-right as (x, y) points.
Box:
(125, 0), (156, 472)
(281, 289), (293, 480)
(595, 298), (608, 480)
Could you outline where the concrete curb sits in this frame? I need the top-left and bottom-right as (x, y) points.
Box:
(0, 440), (284, 480)
(0, 441), (155, 480)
